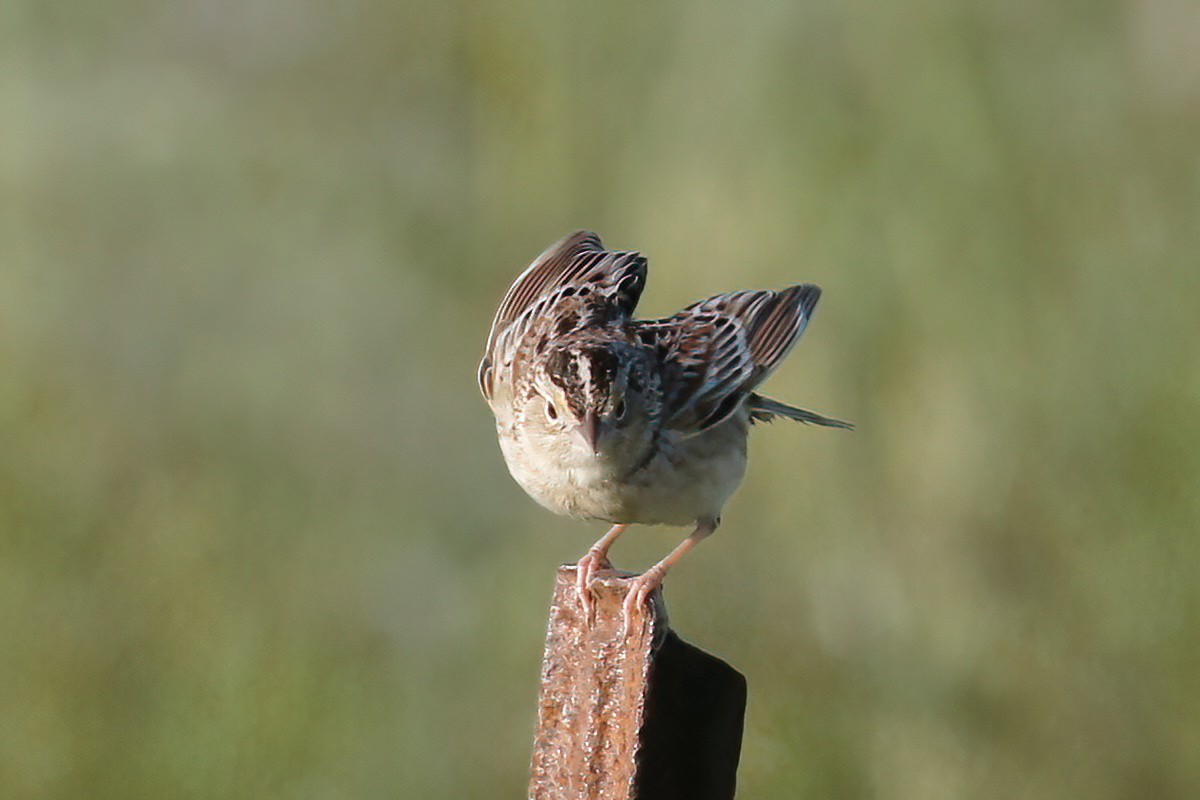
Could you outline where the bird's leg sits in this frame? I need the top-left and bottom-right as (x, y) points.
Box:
(621, 517), (719, 632)
(575, 523), (629, 621)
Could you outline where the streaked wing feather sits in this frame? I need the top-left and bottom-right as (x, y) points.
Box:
(485, 231), (599, 353)
(645, 284), (822, 433)
(688, 284), (820, 385)
(649, 311), (753, 430)
(479, 231), (647, 399)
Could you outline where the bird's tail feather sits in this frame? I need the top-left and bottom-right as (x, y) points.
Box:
(748, 394), (854, 430)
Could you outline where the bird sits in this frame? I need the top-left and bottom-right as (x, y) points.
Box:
(478, 231), (852, 625)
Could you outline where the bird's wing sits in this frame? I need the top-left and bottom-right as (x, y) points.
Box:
(640, 284), (822, 433)
(479, 231), (647, 400)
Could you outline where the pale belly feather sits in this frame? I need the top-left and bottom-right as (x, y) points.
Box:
(498, 416), (748, 527)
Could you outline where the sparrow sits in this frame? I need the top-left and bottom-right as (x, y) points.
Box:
(478, 231), (851, 624)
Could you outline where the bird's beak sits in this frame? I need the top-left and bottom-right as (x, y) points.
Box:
(578, 410), (601, 455)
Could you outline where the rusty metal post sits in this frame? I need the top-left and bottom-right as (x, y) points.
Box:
(529, 566), (746, 800)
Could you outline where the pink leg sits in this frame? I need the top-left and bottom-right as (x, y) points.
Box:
(622, 517), (719, 630)
(576, 523), (629, 620)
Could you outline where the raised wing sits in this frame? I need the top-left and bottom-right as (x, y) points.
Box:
(478, 231), (647, 399)
(640, 284), (822, 433)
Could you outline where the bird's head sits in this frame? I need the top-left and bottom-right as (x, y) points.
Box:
(526, 341), (659, 467)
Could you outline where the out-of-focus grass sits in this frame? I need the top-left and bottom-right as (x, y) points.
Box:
(3, 1), (1198, 797)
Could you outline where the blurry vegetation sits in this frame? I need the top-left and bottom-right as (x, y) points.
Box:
(3, 0), (1199, 797)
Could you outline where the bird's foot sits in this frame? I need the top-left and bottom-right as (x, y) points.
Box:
(575, 548), (613, 623)
(620, 564), (667, 636)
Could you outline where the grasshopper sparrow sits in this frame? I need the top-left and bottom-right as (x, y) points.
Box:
(479, 231), (851, 622)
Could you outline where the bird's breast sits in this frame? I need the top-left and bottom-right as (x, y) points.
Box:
(496, 417), (748, 526)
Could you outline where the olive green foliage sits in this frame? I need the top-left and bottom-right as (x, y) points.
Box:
(3, 1), (1198, 797)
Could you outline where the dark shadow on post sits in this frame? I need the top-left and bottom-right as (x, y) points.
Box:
(637, 632), (747, 800)
(529, 566), (746, 800)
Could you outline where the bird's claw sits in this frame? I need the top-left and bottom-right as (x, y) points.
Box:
(619, 565), (666, 636)
(575, 548), (613, 624)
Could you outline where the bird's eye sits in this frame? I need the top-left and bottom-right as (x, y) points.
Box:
(545, 401), (558, 421)
(614, 399), (627, 421)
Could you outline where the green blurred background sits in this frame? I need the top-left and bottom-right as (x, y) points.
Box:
(4, 0), (1199, 797)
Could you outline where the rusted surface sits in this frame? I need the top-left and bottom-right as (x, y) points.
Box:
(528, 566), (745, 800)
(529, 567), (664, 800)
